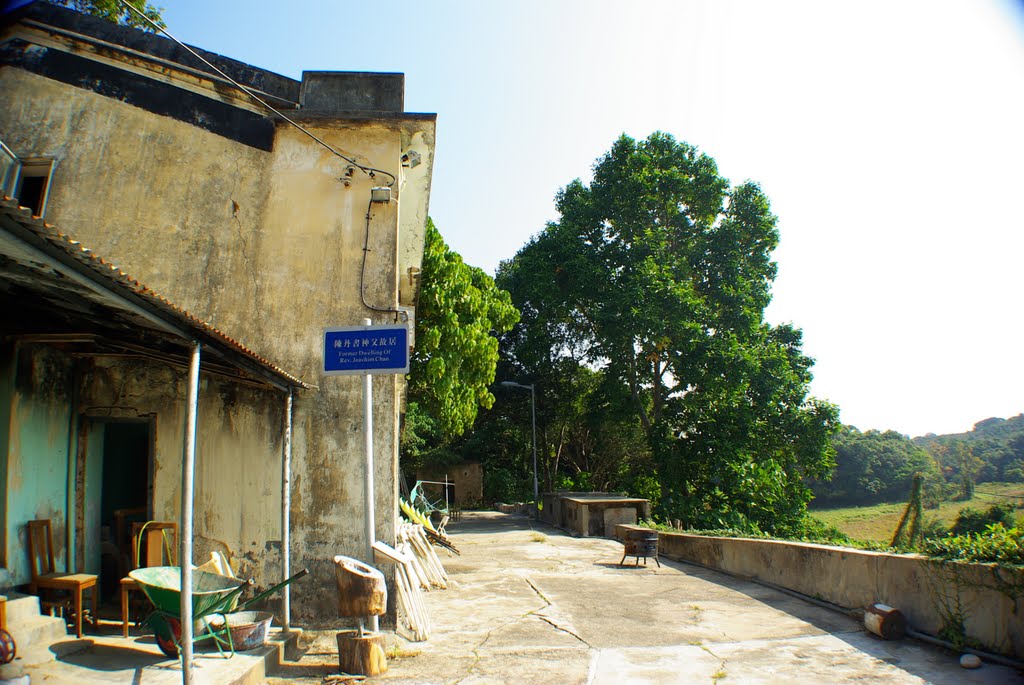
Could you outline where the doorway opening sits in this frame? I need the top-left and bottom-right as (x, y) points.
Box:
(81, 419), (153, 600)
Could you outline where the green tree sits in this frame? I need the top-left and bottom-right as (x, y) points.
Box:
(498, 132), (838, 532)
(916, 413), (1024, 485)
(48, 0), (165, 30)
(934, 440), (982, 500)
(406, 219), (519, 444)
(496, 206), (654, 501)
(811, 427), (941, 506)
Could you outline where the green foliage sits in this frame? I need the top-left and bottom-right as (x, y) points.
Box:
(497, 132), (837, 534)
(949, 503), (1018, 536)
(492, 244), (656, 497)
(924, 523), (1024, 566)
(48, 0), (165, 30)
(812, 426), (940, 506)
(630, 473), (662, 506)
(407, 218), (519, 439)
(917, 414), (1024, 486)
(484, 467), (525, 504)
(400, 401), (461, 474)
(890, 473), (926, 550)
(638, 515), (891, 552)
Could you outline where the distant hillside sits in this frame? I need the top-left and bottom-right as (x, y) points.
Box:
(915, 414), (1024, 446)
(811, 413), (1024, 507)
(914, 414), (1024, 484)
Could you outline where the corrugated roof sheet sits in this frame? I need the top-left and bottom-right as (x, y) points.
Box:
(0, 197), (309, 389)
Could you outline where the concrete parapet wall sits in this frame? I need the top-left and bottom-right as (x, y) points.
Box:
(616, 525), (1024, 659)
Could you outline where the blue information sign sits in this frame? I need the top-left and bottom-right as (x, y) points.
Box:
(323, 324), (409, 375)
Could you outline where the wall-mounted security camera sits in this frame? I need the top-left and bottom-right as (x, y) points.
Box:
(400, 150), (421, 169)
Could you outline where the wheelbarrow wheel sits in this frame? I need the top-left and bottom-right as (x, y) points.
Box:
(156, 632), (179, 659)
(148, 613), (181, 658)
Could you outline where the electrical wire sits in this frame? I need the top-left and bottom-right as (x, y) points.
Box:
(360, 198), (407, 322)
(116, 0), (396, 187)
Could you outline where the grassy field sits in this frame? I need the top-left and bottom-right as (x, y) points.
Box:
(809, 482), (1024, 544)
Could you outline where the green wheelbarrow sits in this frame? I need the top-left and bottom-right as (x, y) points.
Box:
(130, 566), (308, 658)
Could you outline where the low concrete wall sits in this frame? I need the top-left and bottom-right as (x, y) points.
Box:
(616, 525), (1024, 659)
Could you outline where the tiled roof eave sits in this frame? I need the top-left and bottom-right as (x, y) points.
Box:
(0, 198), (310, 390)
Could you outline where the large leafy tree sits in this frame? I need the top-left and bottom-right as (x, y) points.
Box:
(498, 132), (838, 532)
(494, 241), (654, 498)
(405, 219), (519, 461)
(48, 0), (165, 30)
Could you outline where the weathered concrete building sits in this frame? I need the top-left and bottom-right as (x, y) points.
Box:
(0, 3), (434, 623)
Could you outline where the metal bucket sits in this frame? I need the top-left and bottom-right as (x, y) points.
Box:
(624, 532), (659, 556)
(200, 611), (274, 651)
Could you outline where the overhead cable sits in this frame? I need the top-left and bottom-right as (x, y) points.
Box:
(360, 197), (407, 322)
(116, 0), (396, 186)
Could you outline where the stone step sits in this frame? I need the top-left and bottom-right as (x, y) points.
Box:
(2, 594), (43, 626)
(5, 614), (68, 665)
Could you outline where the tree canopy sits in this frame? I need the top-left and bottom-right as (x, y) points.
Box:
(497, 132), (838, 531)
(811, 427), (940, 506)
(917, 414), (1024, 484)
(48, 0), (165, 30)
(405, 218), (519, 449)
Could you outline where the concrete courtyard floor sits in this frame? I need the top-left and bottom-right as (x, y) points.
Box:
(268, 511), (1023, 684)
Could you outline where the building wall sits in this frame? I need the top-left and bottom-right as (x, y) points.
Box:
(1, 35), (434, 620)
(0, 342), (291, 591)
(3, 343), (74, 585)
(416, 462), (484, 508)
(77, 358), (286, 593)
(0, 343), (13, 568)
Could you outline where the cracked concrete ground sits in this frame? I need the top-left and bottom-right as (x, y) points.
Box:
(268, 511), (1024, 684)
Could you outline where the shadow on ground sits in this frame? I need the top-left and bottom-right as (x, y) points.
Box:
(51, 639), (168, 671)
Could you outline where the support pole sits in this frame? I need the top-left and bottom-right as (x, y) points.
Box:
(361, 318), (379, 633)
(180, 342), (201, 685)
(530, 384), (538, 517)
(281, 388), (294, 631)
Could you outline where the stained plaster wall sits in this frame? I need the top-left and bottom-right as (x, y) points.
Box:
(0, 343), (286, 591)
(3, 343), (73, 585)
(78, 358), (285, 592)
(0, 59), (434, 620)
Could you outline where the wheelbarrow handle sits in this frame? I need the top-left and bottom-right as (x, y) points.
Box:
(215, 577), (255, 611)
(237, 568), (309, 611)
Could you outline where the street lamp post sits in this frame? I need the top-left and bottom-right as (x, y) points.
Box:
(500, 381), (538, 516)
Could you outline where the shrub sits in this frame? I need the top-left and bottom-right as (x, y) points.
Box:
(924, 523), (1024, 565)
(949, 503), (1017, 536)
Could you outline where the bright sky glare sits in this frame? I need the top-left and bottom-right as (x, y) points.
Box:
(161, 0), (1024, 438)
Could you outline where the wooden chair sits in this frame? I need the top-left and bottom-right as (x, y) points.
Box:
(26, 519), (98, 639)
(120, 521), (176, 638)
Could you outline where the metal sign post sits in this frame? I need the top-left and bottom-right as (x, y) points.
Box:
(323, 319), (410, 634)
(361, 321), (378, 633)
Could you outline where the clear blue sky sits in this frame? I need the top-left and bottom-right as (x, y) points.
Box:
(162, 0), (1024, 438)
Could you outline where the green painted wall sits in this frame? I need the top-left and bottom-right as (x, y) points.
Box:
(0, 342), (14, 569)
(6, 344), (73, 585)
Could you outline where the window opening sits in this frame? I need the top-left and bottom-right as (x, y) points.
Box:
(14, 160), (54, 217)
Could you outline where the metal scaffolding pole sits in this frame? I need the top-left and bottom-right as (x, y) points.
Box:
(180, 342), (201, 685)
(281, 388), (294, 631)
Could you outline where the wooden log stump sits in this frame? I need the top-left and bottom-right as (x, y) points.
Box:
(337, 630), (387, 676)
(333, 555), (387, 618)
(864, 603), (906, 640)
